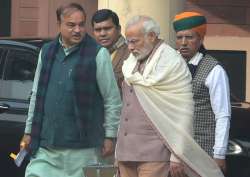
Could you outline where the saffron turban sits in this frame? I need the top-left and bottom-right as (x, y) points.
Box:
(173, 12), (207, 39)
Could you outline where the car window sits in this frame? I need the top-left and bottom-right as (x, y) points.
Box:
(3, 49), (36, 81)
(0, 48), (37, 100)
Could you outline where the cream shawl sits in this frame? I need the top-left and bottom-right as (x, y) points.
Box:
(122, 42), (224, 177)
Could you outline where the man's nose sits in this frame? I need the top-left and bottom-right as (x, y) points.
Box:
(100, 29), (106, 36)
(73, 25), (81, 33)
(181, 37), (187, 45)
(128, 43), (135, 51)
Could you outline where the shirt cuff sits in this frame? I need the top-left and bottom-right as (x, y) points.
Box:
(24, 127), (32, 134)
(24, 123), (32, 134)
(213, 154), (226, 159)
(105, 129), (117, 138)
(213, 147), (227, 159)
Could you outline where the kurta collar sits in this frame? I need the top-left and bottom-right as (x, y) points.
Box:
(59, 36), (80, 56)
(188, 52), (203, 65)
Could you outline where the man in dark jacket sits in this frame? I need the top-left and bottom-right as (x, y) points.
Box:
(20, 3), (121, 177)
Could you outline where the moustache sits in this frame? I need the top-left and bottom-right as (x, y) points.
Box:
(72, 33), (81, 37)
(179, 47), (189, 50)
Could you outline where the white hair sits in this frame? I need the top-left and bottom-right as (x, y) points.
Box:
(126, 15), (160, 36)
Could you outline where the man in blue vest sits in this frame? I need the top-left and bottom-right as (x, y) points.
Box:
(20, 3), (122, 177)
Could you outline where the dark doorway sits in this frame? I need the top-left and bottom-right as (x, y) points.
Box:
(207, 50), (246, 101)
(0, 0), (11, 37)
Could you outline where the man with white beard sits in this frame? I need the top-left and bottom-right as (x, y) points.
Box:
(115, 15), (225, 177)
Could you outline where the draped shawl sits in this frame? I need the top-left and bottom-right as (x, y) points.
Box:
(122, 43), (224, 177)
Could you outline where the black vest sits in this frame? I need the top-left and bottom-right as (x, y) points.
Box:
(192, 54), (218, 156)
(30, 34), (104, 154)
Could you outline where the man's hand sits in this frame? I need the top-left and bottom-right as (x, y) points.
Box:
(101, 138), (115, 157)
(214, 158), (226, 175)
(170, 161), (187, 177)
(20, 134), (31, 151)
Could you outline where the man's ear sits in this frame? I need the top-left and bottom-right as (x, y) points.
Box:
(117, 25), (121, 32)
(147, 31), (157, 42)
(56, 22), (61, 33)
(200, 37), (204, 46)
(57, 21), (61, 28)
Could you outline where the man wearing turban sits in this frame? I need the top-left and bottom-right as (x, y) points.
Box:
(173, 12), (231, 174)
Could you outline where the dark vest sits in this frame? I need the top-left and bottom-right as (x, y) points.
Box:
(192, 54), (218, 156)
(112, 43), (130, 93)
(30, 34), (104, 154)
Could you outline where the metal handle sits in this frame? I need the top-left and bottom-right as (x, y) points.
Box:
(83, 163), (116, 177)
(85, 163), (115, 169)
(227, 140), (243, 155)
(0, 103), (9, 113)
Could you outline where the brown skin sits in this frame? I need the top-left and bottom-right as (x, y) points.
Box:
(101, 139), (115, 157)
(93, 18), (121, 50)
(20, 10), (114, 157)
(175, 29), (202, 61)
(214, 158), (227, 175)
(58, 10), (86, 48)
(176, 29), (227, 174)
(20, 134), (31, 151)
(170, 162), (188, 177)
(125, 21), (157, 61)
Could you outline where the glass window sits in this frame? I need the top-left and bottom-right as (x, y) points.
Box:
(0, 48), (37, 100)
(3, 49), (36, 81)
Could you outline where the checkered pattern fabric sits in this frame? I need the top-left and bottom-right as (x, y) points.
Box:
(192, 54), (219, 156)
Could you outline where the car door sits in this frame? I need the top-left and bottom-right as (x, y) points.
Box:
(0, 41), (39, 177)
(0, 41), (39, 124)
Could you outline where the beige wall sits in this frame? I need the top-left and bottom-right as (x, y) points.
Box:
(168, 0), (185, 47)
(98, 0), (184, 47)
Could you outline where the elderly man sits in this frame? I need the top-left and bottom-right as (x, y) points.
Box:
(20, 3), (121, 177)
(173, 12), (231, 174)
(115, 15), (224, 177)
(92, 9), (129, 91)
